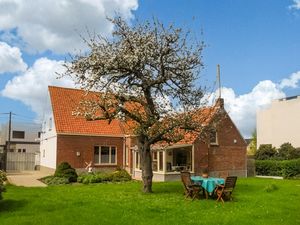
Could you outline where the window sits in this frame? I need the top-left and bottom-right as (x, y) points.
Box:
(12, 131), (25, 139)
(43, 149), (45, 158)
(210, 130), (218, 145)
(18, 149), (22, 153)
(94, 146), (117, 165)
(135, 152), (140, 169)
(22, 149), (26, 153)
(159, 151), (164, 171)
(152, 151), (158, 171)
(38, 132), (41, 138)
(125, 146), (129, 166)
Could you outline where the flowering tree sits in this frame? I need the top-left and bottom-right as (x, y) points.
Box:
(64, 17), (215, 192)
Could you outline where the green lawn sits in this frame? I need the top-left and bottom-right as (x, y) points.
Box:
(0, 178), (300, 225)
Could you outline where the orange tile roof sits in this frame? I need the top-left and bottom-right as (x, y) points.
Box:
(153, 107), (219, 148)
(48, 86), (124, 136)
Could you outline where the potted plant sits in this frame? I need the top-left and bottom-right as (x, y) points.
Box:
(201, 168), (209, 178)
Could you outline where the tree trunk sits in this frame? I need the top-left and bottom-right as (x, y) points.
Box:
(139, 141), (153, 193)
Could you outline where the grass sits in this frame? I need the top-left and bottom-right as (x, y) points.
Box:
(0, 178), (300, 225)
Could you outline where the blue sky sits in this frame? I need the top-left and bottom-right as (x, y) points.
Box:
(0, 0), (300, 137)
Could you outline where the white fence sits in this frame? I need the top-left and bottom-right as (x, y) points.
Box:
(6, 152), (40, 171)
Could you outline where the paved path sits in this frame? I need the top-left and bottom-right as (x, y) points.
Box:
(7, 171), (53, 187)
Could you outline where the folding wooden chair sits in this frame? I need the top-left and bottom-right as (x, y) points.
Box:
(180, 171), (203, 200)
(215, 176), (237, 203)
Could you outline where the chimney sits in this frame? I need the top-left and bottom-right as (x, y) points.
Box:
(216, 98), (224, 109)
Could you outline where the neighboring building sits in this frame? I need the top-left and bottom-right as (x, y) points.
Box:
(0, 122), (41, 153)
(257, 95), (300, 148)
(41, 86), (247, 180)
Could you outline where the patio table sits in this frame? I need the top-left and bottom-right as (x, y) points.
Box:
(191, 176), (225, 199)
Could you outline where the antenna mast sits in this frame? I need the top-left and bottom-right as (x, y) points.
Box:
(217, 64), (221, 98)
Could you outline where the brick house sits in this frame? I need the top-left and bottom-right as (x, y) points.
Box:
(40, 86), (247, 180)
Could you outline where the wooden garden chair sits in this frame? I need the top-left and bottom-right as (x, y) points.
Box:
(180, 171), (203, 200)
(215, 176), (237, 203)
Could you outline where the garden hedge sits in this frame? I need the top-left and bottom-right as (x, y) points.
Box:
(255, 158), (300, 178)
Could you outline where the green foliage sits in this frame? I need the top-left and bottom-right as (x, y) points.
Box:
(77, 169), (131, 184)
(255, 144), (277, 160)
(248, 130), (257, 155)
(54, 162), (78, 182)
(256, 143), (300, 160)
(256, 159), (300, 178)
(41, 176), (70, 185)
(111, 169), (132, 182)
(0, 170), (6, 200)
(0, 170), (7, 182)
(277, 143), (300, 160)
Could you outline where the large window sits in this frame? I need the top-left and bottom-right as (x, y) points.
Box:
(94, 146), (116, 165)
(12, 131), (25, 139)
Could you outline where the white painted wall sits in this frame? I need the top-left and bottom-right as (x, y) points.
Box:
(257, 96), (300, 148)
(40, 114), (57, 169)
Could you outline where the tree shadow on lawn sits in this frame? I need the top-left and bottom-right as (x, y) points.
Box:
(0, 199), (28, 212)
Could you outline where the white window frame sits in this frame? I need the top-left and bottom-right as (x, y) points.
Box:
(210, 130), (218, 146)
(135, 151), (140, 169)
(94, 146), (117, 165)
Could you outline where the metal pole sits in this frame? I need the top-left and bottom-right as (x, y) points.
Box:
(217, 64), (221, 98)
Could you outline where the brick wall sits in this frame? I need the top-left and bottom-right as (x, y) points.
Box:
(56, 134), (124, 170)
(207, 113), (247, 177)
(193, 112), (247, 177)
(193, 141), (209, 175)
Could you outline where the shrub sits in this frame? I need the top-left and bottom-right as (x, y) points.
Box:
(0, 170), (6, 200)
(255, 160), (282, 176)
(77, 169), (131, 184)
(54, 162), (78, 182)
(281, 159), (300, 178)
(0, 170), (7, 182)
(255, 158), (300, 178)
(276, 143), (300, 160)
(41, 176), (70, 185)
(111, 169), (131, 182)
(255, 144), (277, 160)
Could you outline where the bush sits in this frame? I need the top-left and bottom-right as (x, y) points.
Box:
(54, 162), (78, 182)
(111, 169), (131, 182)
(41, 176), (70, 185)
(255, 160), (282, 176)
(255, 158), (300, 178)
(255, 144), (277, 160)
(77, 169), (131, 184)
(0, 170), (6, 200)
(0, 170), (7, 182)
(276, 143), (300, 160)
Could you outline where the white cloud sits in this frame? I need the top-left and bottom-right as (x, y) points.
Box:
(0, 0), (138, 54)
(279, 71), (300, 89)
(208, 80), (286, 138)
(0, 41), (27, 73)
(289, 0), (300, 9)
(1, 57), (75, 119)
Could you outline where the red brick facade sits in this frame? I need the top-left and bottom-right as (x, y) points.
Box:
(56, 134), (124, 170)
(193, 113), (247, 176)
